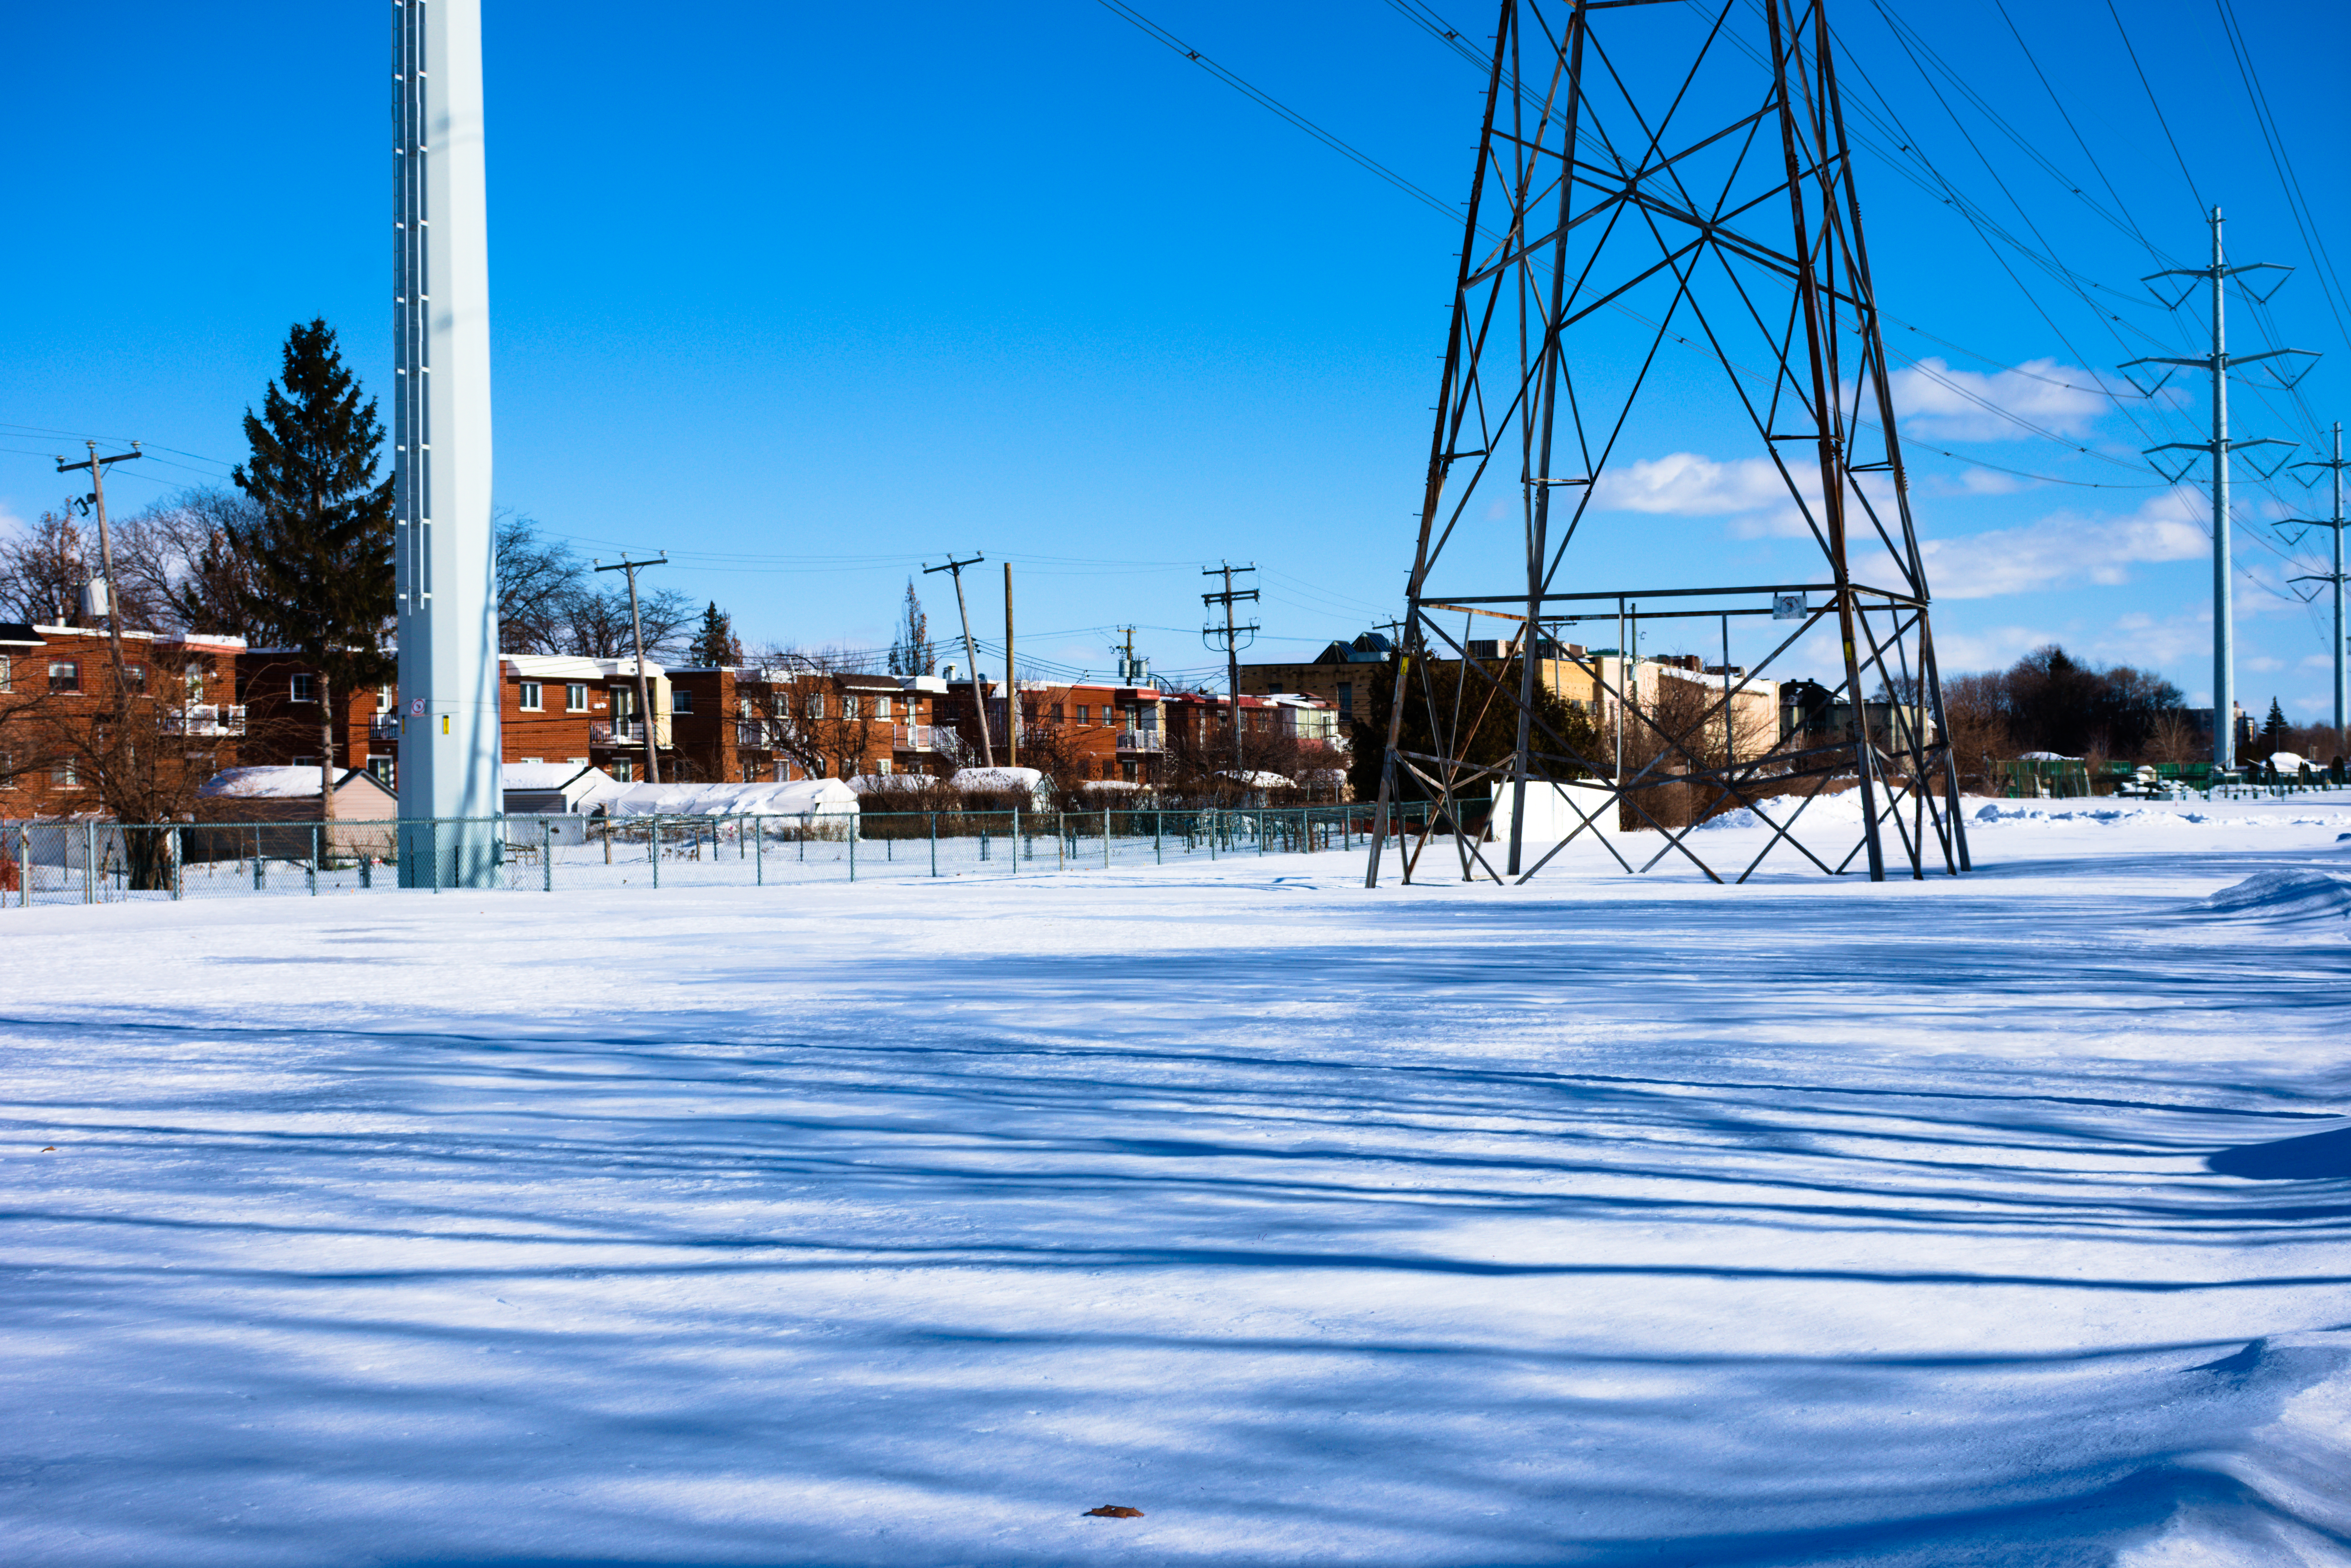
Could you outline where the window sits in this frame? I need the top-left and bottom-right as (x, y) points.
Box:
(518, 681), (543, 712)
(0, 655), (12, 692)
(292, 755), (318, 768)
(122, 663), (146, 691)
(566, 683), (588, 712)
(774, 760), (789, 783)
(842, 694), (860, 721)
(518, 756), (544, 765)
(368, 757), (395, 787)
(190, 666), (211, 699)
(742, 761), (758, 782)
(1337, 682), (1353, 717)
(814, 756), (830, 777)
(613, 757), (636, 782)
(612, 687), (633, 717)
(805, 694), (825, 720)
(671, 689), (694, 714)
(875, 757), (893, 775)
(378, 683), (394, 708)
(53, 758), (78, 788)
(875, 695), (893, 719)
(290, 673), (317, 702)
(1075, 704), (1091, 724)
(1049, 703), (1064, 722)
(0, 753), (13, 788)
(48, 661), (78, 693)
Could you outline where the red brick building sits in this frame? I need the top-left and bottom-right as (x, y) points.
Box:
(0, 624), (249, 818)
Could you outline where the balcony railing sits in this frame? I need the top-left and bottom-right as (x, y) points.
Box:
(1114, 730), (1164, 753)
(893, 724), (950, 752)
(592, 719), (671, 748)
(367, 714), (400, 740)
(164, 704), (247, 737)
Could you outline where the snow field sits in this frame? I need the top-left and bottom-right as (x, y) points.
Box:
(2, 797), (2349, 1564)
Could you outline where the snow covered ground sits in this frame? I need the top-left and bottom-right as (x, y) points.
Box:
(4, 796), (2349, 1564)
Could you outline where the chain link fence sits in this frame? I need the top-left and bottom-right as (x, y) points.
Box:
(0, 803), (1431, 906)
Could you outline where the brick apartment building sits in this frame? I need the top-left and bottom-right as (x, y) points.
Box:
(0, 624), (250, 818)
(933, 676), (1174, 786)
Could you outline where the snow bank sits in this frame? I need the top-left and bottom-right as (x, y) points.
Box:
(601, 779), (857, 818)
(2199, 867), (2351, 924)
(948, 767), (1047, 800)
(196, 766), (329, 800)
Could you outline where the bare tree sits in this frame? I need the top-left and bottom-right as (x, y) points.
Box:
(495, 510), (583, 654)
(556, 582), (694, 661)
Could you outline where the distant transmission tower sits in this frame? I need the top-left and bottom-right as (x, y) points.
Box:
(1365, 0), (1966, 886)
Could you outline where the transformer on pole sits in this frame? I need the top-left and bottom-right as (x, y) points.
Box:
(392, 0), (501, 885)
(1364, 0), (1966, 887)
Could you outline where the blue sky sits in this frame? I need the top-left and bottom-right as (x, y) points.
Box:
(5, 1), (2348, 716)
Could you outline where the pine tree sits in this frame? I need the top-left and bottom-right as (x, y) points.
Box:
(230, 318), (394, 818)
(888, 577), (934, 675)
(688, 601), (742, 667)
(2261, 697), (2290, 760)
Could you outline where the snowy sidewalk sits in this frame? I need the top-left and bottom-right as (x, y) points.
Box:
(3, 800), (2349, 1564)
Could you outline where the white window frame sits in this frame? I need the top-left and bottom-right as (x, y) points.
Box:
(566, 683), (588, 712)
(518, 681), (543, 712)
(290, 673), (317, 703)
(48, 661), (79, 694)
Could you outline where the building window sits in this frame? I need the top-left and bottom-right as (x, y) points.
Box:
(1337, 682), (1353, 717)
(842, 694), (860, 721)
(566, 683), (588, 712)
(1075, 704), (1091, 724)
(53, 758), (79, 788)
(48, 661), (78, 693)
(612, 687), (633, 717)
(875, 695), (893, 719)
(0, 655), (11, 692)
(292, 755), (319, 768)
(378, 683), (394, 708)
(368, 757), (395, 786)
(742, 761), (758, 782)
(672, 689), (694, 714)
(518, 756), (544, 765)
(0, 753), (13, 788)
(190, 665), (210, 699)
(805, 694), (825, 720)
(876, 756), (893, 775)
(290, 673), (317, 702)
(613, 757), (635, 782)
(518, 681), (543, 712)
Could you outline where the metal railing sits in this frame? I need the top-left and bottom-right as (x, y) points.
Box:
(1114, 730), (1164, 752)
(0, 802), (1429, 906)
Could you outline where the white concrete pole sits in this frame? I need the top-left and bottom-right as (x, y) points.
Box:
(393, 0), (501, 885)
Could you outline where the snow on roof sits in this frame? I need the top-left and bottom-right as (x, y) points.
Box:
(849, 774), (932, 792)
(198, 766), (336, 800)
(1078, 779), (1144, 791)
(2018, 752), (2079, 762)
(603, 779), (858, 817)
(950, 767), (1046, 792)
(2267, 751), (2307, 770)
(504, 654), (619, 681)
(1215, 770), (1293, 788)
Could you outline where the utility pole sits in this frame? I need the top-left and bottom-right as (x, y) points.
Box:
(2123, 208), (2317, 775)
(1112, 626), (1139, 685)
(2286, 421), (2351, 759)
(1002, 560), (1017, 770)
(925, 553), (991, 767)
(593, 554), (666, 784)
(1201, 562), (1259, 780)
(53, 441), (142, 696)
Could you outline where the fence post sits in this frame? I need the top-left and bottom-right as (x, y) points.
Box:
(309, 825), (319, 895)
(1103, 808), (1111, 869)
(1057, 812), (1065, 872)
(431, 819), (443, 893)
(849, 816), (857, 883)
(651, 815), (661, 889)
(85, 822), (96, 904)
(18, 827), (28, 908)
(756, 814), (764, 886)
(1011, 807), (1020, 875)
(929, 812), (937, 878)
(170, 826), (182, 901)
(544, 818), (554, 892)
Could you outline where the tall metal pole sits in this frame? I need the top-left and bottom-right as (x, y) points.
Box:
(925, 554), (990, 767)
(2211, 210), (2234, 774)
(2285, 421), (2351, 758)
(2125, 210), (2315, 777)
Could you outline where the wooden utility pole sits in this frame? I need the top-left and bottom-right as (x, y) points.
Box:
(1201, 562), (1259, 779)
(52, 441), (142, 702)
(925, 553), (991, 767)
(1002, 561), (1017, 769)
(594, 554), (666, 783)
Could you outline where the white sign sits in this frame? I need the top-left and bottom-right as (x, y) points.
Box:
(408, 697), (427, 717)
(1772, 592), (1808, 621)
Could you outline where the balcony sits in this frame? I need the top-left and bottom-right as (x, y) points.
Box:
(1114, 730), (1164, 753)
(164, 704), (247, 737)
(893, 723), (950, 752)
(592, 718), (671, 748)
(367, 714), (400, 741)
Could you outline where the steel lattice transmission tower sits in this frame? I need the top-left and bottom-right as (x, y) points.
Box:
(1364, 0), (1968, 886)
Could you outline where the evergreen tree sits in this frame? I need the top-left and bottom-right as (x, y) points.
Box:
(688, 601), (742, 667)
(230, 318), (394, 817)
(2261, 697), (2290, 759)
(888, 578), (935, 676)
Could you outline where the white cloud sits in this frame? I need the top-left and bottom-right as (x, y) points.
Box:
(1855, 491), (2211, 600)
(1889, 356), (2109, 443)
(1586, 452), (1897, 541)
